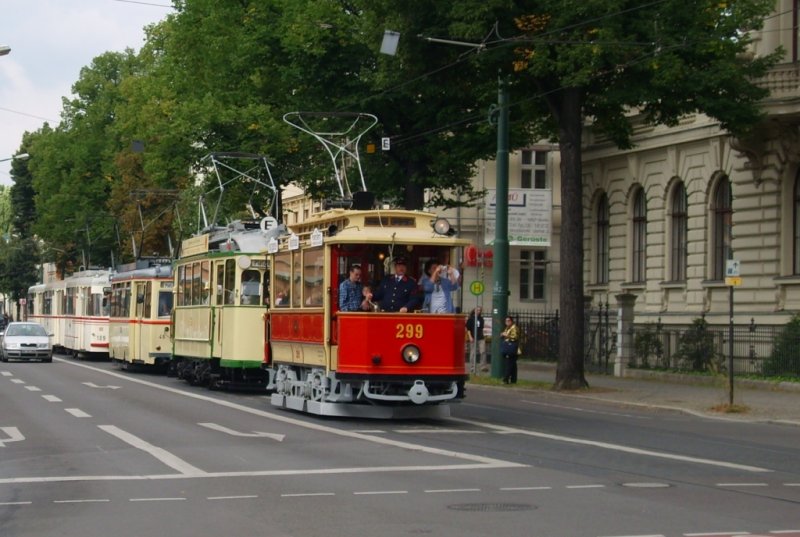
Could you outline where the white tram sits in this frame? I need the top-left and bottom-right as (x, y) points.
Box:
(27, 269), (111, 357)
(109, 259), (173, 369)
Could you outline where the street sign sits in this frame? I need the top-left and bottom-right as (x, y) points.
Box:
(725, 276), (742, 287)
(469, 281), (485, 296)
(726, 259), (740, 277)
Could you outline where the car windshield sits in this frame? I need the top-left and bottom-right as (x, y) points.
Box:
(5, 324), (47, 337)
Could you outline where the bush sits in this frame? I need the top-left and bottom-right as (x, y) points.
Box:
(764, 314), (800, 377)
(674, 317), (723, 373)
(632, 324), (663, 368)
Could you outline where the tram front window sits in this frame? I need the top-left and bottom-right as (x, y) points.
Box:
(240, 270), (261, 305)
(158, 292), (173, 317)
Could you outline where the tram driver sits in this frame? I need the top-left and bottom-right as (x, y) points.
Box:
(372, 256), (420, 313)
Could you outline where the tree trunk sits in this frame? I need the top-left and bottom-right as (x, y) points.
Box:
(553, 87), (589, 390)
(404, 180), (425, 210)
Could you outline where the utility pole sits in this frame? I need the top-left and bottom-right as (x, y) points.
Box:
(490, 78), (510, 379)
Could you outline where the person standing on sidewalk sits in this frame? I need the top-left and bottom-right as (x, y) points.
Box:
(500, 315), (520, 384)
(466, 306), (487, 372)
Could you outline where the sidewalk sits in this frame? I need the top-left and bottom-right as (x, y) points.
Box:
(478, 361), (800, 426)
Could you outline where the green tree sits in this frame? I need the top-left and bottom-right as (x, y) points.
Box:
(403, 0), (780, 389)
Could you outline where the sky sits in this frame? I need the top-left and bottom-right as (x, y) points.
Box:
(0, 0), (174, 185)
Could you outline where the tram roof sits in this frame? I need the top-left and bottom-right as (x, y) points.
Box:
(286, 208), (470, 246)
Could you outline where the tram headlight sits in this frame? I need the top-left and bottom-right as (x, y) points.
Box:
(401, 344), (421, 364)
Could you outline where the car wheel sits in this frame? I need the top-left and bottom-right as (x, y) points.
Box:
(0, 354), (6, 363)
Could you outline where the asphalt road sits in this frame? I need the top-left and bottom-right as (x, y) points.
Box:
(1, 354), (798, 537)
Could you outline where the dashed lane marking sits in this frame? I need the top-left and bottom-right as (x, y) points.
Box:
(42, 395), (62, 402)
(64, 408), (91, 418)
(24, 386), (41, 392)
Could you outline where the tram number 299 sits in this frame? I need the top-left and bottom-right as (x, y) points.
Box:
(395, 323), (423, 339)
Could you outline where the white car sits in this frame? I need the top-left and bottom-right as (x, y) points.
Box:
(0, 322), (53, 363)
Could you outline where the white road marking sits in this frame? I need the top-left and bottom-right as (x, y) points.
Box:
(207, 495), (259, 500)
(129, 497), (186, 502)
(1, 371), (12, 376)
(424, 488), (480, 493)
(683, 533), (750, 536)
(566, 484), (605, 489)
(53, 499), (110, 504)
(24, 386), (41, 392)
(783, 483), (800, 487)
(58, 359), (525, 468)
(598, 534), (665, 537)
(64, 408), (91, 418)
(281, 492), (335, 497)
(198, 422), (284, 441)
(353, 490), (408, 495)
(0, 427), (25, 447)
(394, 428), (485, 434)
(98, 425), (206, 476)
(42, 395), (62, 402)
(0, 501), (32, 506)
(716, 482), (768, 487)
(452, 417), (772, 473)
(82, 382), (120, 389)
(621, 482), (671, 488)
(500, 486), (552, 491)
(10, 378), (24, 384)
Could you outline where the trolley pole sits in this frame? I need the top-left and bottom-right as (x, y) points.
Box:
(490, 77), (509, 379)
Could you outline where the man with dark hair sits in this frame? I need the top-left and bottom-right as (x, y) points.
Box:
(338, 264), (370, 312)
(373, 257), (420, 312)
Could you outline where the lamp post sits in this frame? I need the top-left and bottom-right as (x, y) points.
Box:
(0, 153), (30, 163)
(380, 31), (510, 378)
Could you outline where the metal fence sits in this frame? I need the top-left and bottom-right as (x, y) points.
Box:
(627, 317), (800, 379)
(505, 308), (800, 379)
(509, 309), (560, 362)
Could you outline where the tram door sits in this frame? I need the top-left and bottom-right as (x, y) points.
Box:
(132, 282), (151, 362)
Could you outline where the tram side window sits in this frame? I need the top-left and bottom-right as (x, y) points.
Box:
(215, 264), (225, 305)
(240, 270), (261, 305)
(274, 252), (290, 307)
(200, 261), (210, 304)
(123, 283), (131, 317)
(103, 290), (110, 316)
(224, 259), (236, 305)
(292, 251), (301, 308)
(89, 293), (104, 316)
(177, 265), (185, 306)
(65, 287), (75, 315)
(303, 248), (323, 307)
(44, 291), (53, 315)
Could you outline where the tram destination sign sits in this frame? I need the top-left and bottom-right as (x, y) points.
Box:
(485, 188), (552, 247)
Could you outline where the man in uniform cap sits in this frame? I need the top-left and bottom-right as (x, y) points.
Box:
(373, 256), (420, 312)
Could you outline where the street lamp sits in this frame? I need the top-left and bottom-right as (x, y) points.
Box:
(0, 153), (29, 163)
(380, 31), (510, 378)
(0, 46), (10, 56)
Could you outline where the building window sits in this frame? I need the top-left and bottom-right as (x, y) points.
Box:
(712, 177), (732, 280)
(670, 182), (688, 281)
(632, 187), (647, 283)
(521, 149), (548, 189)
(596, 193), (609, 284)
(520, 250), (546, 300)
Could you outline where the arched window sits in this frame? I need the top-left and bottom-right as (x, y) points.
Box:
(596, 193), (609, 284)
(712, 177), (732, 280)
(670, 183), (687, 281)
(631, 188), (647, 283)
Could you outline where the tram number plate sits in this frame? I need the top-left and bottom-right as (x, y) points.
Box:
(395, 323), (423, 339)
